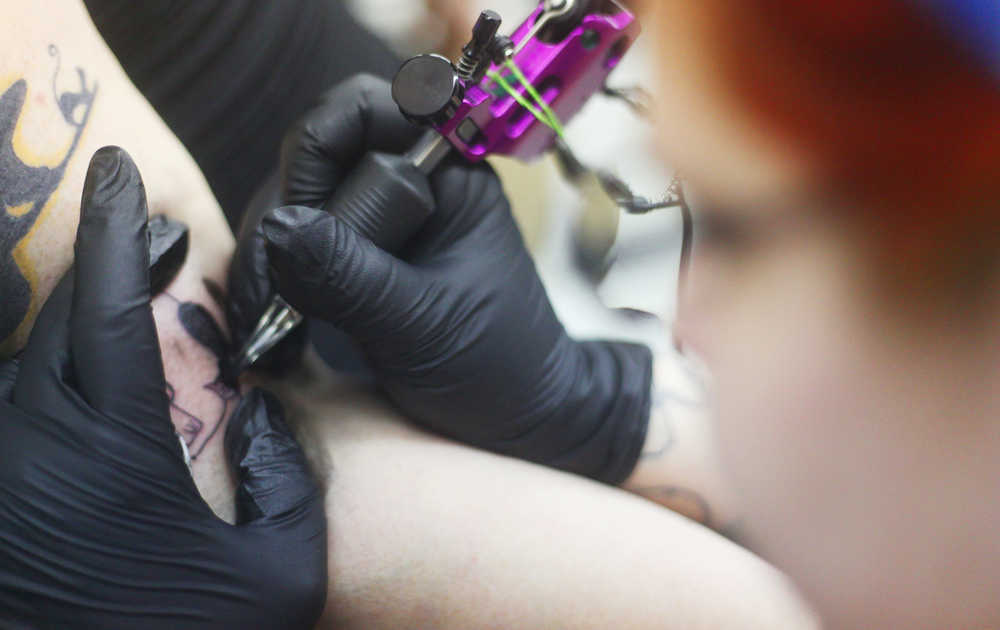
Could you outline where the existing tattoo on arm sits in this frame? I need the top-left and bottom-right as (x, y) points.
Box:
(160, 292), (241, 460)
(632, 386), (716, 526)
(1, 45), (97, 344)
(626, 355), (742, 536)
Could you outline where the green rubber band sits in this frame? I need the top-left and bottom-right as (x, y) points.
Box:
(486, 69), (558, 135)
(504, 59), (565, 138)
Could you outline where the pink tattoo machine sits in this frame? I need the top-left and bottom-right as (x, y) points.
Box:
(234, 0), (641, 373)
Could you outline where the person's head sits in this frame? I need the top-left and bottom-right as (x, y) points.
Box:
(639, 1), (1000, 627)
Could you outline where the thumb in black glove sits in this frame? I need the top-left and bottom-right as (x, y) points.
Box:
(0, 147), (326, 629)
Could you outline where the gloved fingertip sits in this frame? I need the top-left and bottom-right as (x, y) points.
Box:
(260, 206), (334, 300)
(226, 388), (318, 524)
(81, 147), (142, 217)
(85, 145), (124, 187)
(260, 218), (291, 253)
(261, 206), (322, 252)
(77, 146), (149, 269)
(225, 388), (283, 470)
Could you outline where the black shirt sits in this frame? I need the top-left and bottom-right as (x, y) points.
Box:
(85, 0), (401, 228)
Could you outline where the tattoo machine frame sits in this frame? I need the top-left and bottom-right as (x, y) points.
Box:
(234, 0), (641, 374)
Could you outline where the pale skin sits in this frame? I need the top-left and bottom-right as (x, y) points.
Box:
(265, 358), (814, 630)
(0, 2), (818, 628)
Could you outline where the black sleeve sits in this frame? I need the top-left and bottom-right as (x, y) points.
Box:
(84, 0), (402, 228)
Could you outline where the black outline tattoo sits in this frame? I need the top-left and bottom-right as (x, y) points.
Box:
(161, 293), (240, 460)
(1, 46), (97, 341)
(637, 383), (716, 527)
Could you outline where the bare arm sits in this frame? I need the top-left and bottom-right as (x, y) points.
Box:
(623, 350), (744, 536)
(271, 358), (817, 630)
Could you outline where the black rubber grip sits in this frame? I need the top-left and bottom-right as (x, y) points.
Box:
(321, 152), (435, 253)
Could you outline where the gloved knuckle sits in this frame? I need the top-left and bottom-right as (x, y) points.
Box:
(345, 72), (384, 95)
(297, 120), (327, 155)
(323, 221), (355, 279)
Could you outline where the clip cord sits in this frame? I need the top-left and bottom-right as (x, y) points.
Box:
(488, 57), (680, 216)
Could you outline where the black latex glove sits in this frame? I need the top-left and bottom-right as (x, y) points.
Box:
(0, 148), (326, 629)
(231, 75), (653, 484)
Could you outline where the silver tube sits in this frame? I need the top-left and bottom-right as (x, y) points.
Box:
(405, 131), (453, 175)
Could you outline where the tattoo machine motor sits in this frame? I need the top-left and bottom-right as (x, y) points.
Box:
(234, 0), (650, 374)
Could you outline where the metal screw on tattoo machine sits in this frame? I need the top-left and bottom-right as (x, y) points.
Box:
(232, 0), (643, 375)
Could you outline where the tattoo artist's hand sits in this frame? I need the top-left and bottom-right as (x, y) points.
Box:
(230, 74), (654, 484)
(0, 148), (326, 629)
(227, 74), (429, 373)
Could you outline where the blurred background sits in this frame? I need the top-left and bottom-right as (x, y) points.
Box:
(346, 0), (681, 353)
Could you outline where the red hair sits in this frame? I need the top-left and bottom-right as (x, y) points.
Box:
(703, 0), (1000, 286)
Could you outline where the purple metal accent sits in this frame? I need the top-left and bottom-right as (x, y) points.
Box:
(433, 2), (640, 162)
